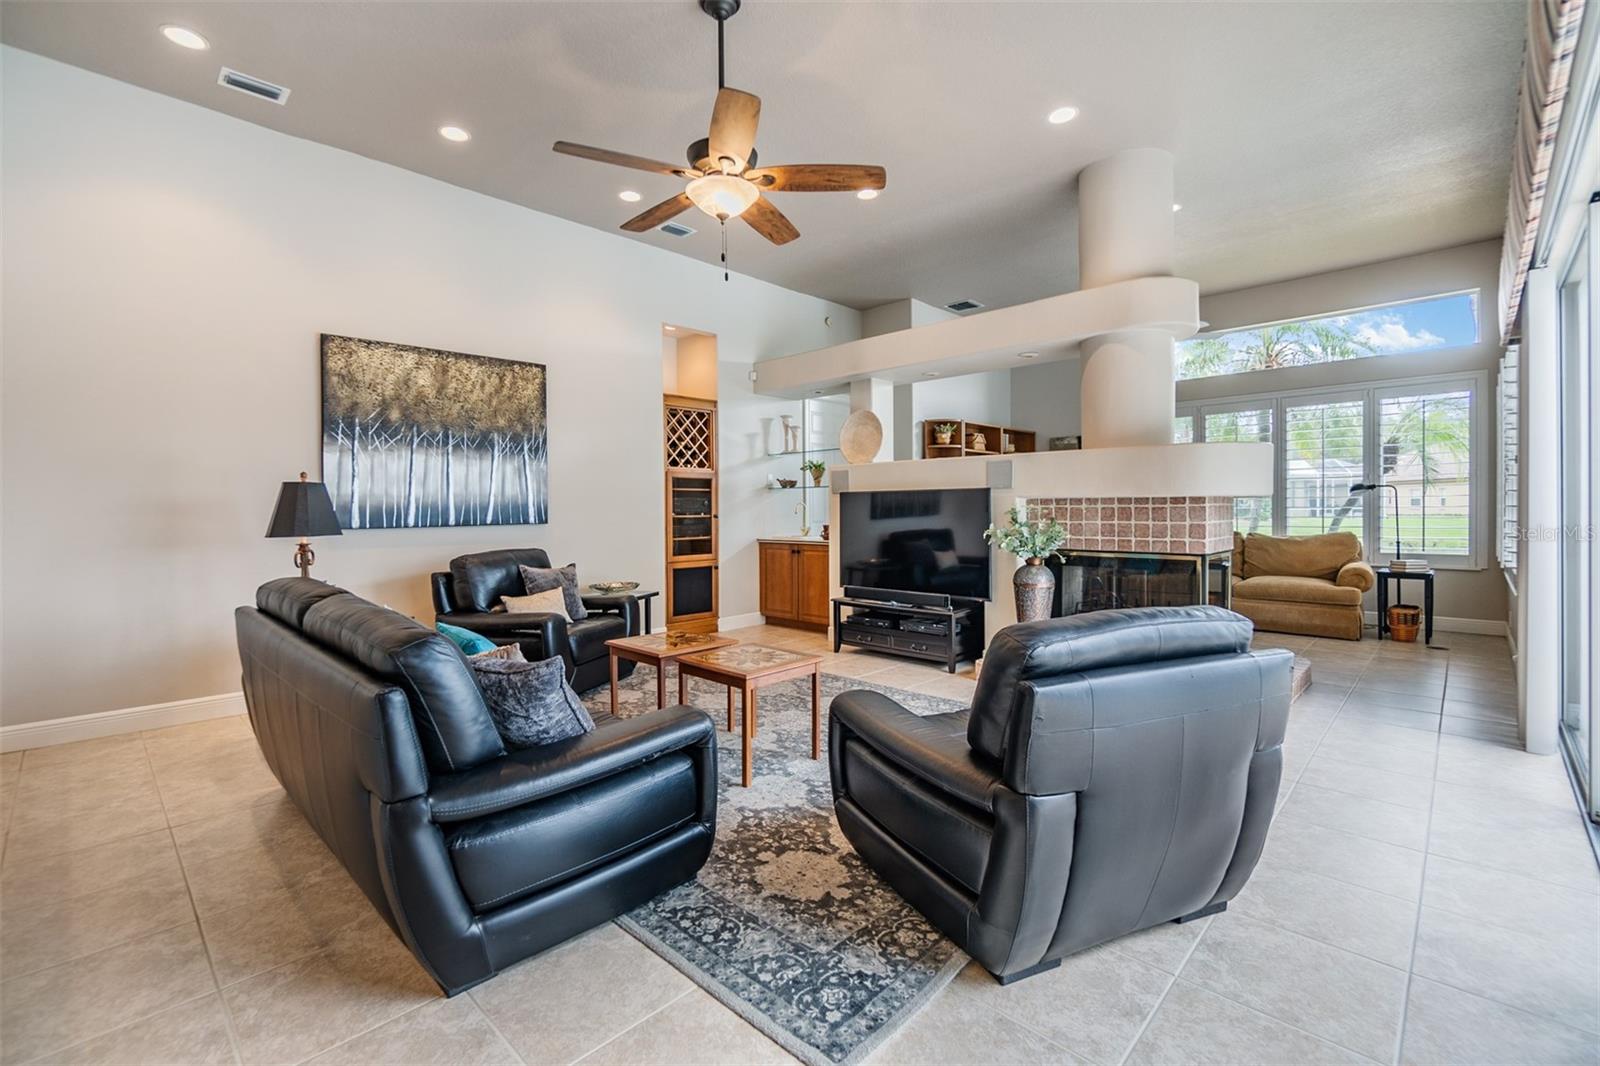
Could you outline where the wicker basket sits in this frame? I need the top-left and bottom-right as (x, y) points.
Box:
(1388, 604), (1422, 643)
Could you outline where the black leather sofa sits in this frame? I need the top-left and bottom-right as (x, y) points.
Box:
(431, 548), (640, 693)
(829, 606), (1291, 983)
(235, 577), (716, 995)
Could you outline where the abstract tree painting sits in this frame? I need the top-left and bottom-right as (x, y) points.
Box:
(320, 335), (548, 529)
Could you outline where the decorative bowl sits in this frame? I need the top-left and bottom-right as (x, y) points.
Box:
(778, 478), (798, 488)
(588, 581), (639, 595)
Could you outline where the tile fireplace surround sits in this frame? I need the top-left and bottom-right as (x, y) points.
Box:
(1026, 496), (1236, 555)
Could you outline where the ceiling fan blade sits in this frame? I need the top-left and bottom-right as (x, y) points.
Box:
(621, 192), (695, 232)
(707, 88), (761, 173)
(745, 164), (887, 193)
(553, 141), (697, 178)
(742, 194), (799, 245)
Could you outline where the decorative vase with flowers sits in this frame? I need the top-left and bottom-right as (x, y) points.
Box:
(801, 458), (827, 486)
(983, 503), (1068, 623)
(933, 422), (957, 446)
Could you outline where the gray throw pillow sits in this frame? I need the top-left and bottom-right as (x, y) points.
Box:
(468, 653), (594, 748)
(519, 563), (588, 620)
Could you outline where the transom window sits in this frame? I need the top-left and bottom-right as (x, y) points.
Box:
(1177, 291), (1480, 381)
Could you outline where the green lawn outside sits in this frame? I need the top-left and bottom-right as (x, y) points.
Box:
(1273, 514), (1469, 554)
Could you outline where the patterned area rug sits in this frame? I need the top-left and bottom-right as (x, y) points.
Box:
(581, 668), (969, 1066)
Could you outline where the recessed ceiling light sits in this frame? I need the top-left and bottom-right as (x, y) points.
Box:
(438, 126), (471, 143)
(812, 390), (824, 396)
(664, 325), (677, 332)
(160, 25), (209, 50)
(1047, 106), (1079, 125)
(856, 189), (879, 201)
(922, 371), (940, 378)
(1018, 351), (1039, 359)
(619, 190), (642, 203)
(1172, 203), (1183, 212)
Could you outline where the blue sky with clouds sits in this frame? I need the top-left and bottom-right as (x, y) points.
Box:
(1178, 292), (1479, 377)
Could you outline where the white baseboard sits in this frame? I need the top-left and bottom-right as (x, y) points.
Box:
(1361, 611), (1510, 636)
(0, 692), (247, 753)
(719, 612), (767, 631)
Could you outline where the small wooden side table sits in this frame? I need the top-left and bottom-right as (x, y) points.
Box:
(1374, 567), (1436, 645)
(605, 631), (737, 714)
(675, 645), (823, 787)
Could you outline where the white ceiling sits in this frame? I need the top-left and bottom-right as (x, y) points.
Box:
(1, 1), (1525, 311)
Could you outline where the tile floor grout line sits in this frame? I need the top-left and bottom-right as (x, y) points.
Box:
(1388, 650), (1448, 1066)
(463, 993), (532, 1066)
(564, 986), (697, 1065)
(286, 995), (440, 1065)
(24, 987), (231, 1065)
(141, 726), (249, 1066)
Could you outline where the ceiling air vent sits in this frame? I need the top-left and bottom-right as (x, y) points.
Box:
(217, 68), (290, 105)
(945, 299), (985, 313)
(658, 221), (697, 238)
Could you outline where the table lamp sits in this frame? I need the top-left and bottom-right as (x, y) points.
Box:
(267, 472), (342, 578)
(1349, 481), (1402, 565)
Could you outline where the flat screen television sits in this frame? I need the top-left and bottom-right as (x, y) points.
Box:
(837, 488), (991, 600)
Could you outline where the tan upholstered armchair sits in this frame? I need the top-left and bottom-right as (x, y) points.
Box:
(1230, 532), (1373, 641)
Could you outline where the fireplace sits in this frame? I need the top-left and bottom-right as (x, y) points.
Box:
(1046, 550), (1232, 617)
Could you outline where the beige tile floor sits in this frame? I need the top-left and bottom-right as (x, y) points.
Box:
(1, 625), (1595, 1065)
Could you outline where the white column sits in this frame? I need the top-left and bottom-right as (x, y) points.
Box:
(1521, 266), (1559, 755)
(848, 378), (895, 462)
(1077, 148), (1177, 448)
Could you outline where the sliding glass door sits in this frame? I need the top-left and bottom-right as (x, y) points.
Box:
(1558, 205), (1599, 821)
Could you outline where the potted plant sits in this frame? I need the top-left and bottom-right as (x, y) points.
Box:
(932, 422), (957, 446)
(983, 503), (1068, 623)
(801, 458), (827, 486)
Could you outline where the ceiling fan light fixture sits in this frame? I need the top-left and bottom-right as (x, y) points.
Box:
(856, 189), (879, 201)
(686, 173), (759, 220)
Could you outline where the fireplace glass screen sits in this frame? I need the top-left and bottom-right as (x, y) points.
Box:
(1049, 551), (1232, 617)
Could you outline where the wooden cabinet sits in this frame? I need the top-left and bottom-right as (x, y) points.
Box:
(759, 540), (830, 630)
(665, 397), (718, 633)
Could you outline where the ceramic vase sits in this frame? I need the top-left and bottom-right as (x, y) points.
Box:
(1014, 558), (1055, 623)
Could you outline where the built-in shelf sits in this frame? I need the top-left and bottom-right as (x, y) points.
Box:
(922, 419), (1036, 458)
(768, 482), (829, 491)
(765, 446), (842, 457)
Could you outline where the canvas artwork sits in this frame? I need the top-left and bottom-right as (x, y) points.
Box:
(321, 334), (548, 529)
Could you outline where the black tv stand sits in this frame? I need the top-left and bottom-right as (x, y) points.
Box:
(832, 586), (983, 674)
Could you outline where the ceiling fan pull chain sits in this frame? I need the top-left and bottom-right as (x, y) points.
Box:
(721, 219), (729, 281)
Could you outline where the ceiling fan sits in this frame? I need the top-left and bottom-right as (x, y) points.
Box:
(552, 0), (886, 250)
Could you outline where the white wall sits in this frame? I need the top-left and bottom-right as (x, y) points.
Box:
(906, 370), (1013, 457)
(0, 49), (860, 725)
(1009, 355), (1084, 446)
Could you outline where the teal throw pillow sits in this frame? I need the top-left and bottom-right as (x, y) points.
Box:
(436, 620), (496, 657)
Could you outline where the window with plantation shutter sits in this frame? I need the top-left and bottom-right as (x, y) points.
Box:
(1203, 406), (1274, 534)
(1377, 387), (1473, 557)
(1283, 398), (1365, 538)
(1499, 348), (1519, 571)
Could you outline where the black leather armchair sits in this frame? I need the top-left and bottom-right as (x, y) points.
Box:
(829, 606), (1291, 984)
(431, 548), (641, 693)
(237, 578), (716, 996)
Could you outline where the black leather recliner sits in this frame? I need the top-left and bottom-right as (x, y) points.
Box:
(431, 548), (639, 693)
(829, 606), (1291, 984)
(236, 577), (716, 996)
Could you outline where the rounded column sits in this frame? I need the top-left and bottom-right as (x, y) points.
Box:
(1077, 148), (1178, 448)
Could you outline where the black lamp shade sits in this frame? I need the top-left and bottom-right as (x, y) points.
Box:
(266, 478), (343, 539)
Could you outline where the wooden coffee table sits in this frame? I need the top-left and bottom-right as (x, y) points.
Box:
(605, 631), (738, 714)
(675, 645), (822, 787)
